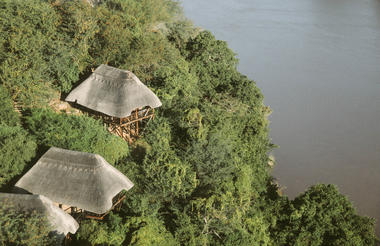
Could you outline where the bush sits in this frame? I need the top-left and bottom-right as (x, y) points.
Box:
(25, 108), (129, 164)
(0, 0), (61, 107)
(0, 0), (376, 245)
(185, 31), (239, 97)
(0, 200), (58, 246)
(127, 216), (178, 246)
(0, 124), (36, 188)
(0, 86), (20, 126)
(74, 213), (127, 246)
(275, 184), (377, 246)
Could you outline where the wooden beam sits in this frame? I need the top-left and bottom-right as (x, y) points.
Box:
(143, 108), (151, 117)
(135, 110), (139, 136)
(120, 114), (153, 126)
(85, 214), (105, 220)
(102, 107), (156, 143)
(84, 195), (126, 220)
(111, 195), (126, 211)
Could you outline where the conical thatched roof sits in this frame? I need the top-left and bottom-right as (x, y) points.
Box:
(0, 193), (79, 237)
(15, 147), (134, 214)
(65, 64), (162, 118)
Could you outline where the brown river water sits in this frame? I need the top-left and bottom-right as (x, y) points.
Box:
(181, 0), (380, 235)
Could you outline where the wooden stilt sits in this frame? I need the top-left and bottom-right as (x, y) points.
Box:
(135, 110), (139, 136)
(120, 114), (153, 126)
(102, 107), (156, 143)
(84, 195), (126, 220)
(64, 233), (72, 246)
(143, 108), (150, 117)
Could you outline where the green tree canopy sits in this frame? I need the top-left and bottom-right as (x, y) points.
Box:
(272, 184), (377, 246)
(0, 86), (20, 126)
(0, 0), (377, 245)
(0, 201), (58, 246)
(25, 108), (128, 165)
(0, 124), (36, 188)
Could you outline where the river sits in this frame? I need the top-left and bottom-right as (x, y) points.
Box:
(181, 0), (380, 235)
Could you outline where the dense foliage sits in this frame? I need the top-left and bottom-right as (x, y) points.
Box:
(25, 108), (129, 165)
(268, 184), (377, 245)
(0, 86), (20, 126)
(0, 0), (377, 245)
(0, 124), (36, 189)
(0, 201), (58, 246)
(0, 87), (36, 189)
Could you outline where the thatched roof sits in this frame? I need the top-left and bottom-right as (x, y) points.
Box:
(15, 147), (134, 214)
(0, 193), (79, 237)
(65, 64), (162, 118)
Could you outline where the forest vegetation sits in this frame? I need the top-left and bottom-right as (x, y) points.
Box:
(0, 0), (378, 245)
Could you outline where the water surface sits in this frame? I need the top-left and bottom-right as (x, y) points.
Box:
(181, 0), (380, 235)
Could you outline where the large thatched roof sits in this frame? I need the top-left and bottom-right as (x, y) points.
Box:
(15, 147), (134, 214)
(0, 193), (79, 237)
(65, 64), (162, 118)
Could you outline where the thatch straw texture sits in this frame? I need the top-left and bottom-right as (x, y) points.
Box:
(0, 193), (79, 236)
(65, 64), (162, 118)
(15, 147), (134, 214)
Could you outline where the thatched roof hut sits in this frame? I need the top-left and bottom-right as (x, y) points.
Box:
(65, 64), (162, 118)
(15, 147), (134, 214)
(0, 193), (79, 237)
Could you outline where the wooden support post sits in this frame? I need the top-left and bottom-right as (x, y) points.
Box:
(64, 233), (72, 246)
(144, 108), (150, 117)
(84, 195), (126, 220)
(111, 194), (126, 211)
(135, 110), (139, 136)
(85, 214), (105, 220)
(102, 107), (156, 143)
(120, 114), (154, 126)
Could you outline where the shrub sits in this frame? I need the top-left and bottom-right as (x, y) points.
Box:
(0, 200), (57, 246)
(25, 108), (129, 164)
(0, 86), (20, 126)
(0, 124), (36, 188)
(276, 184), (377, 246)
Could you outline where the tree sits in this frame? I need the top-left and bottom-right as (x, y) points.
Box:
(0, 86), (20, 126)
(276, 184), (377, 246)
(25, 108), (128, 165)
(0, 201), (57, 246)
(184, 31), (239, 97)
(0, 124), (36, 188)
(74, 213), (128, 246)
(0, 1), (377, 245)
(127, 216), (178, 246)
(0, 0), (61, 107)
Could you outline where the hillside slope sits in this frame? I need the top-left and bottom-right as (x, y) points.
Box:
(0, 0), (377, 245)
